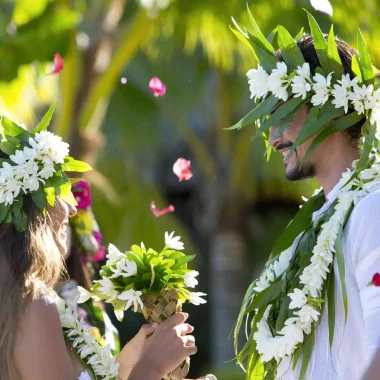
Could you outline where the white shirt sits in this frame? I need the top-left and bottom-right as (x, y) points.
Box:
(277, 184), (380, 380)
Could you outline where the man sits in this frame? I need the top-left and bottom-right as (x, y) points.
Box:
(231, 10), (380, 380)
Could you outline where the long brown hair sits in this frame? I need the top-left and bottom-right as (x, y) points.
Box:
(0, 196), (63, 379)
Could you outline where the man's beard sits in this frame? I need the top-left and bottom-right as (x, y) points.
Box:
(285, 152), (315, 181)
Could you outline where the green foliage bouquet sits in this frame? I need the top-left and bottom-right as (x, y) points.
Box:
(79, 232), (206, 379)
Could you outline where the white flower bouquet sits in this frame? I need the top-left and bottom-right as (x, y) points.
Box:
(79, 232), (206, 379)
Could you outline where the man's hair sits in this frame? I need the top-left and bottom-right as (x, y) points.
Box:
(276, 33), (365, 141)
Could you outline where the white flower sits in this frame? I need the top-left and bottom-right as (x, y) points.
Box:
(331, 84), (350, 113)
(184, 271), (199, 288)
(247, 65), (269, 101)
(188, 292), (207, 305)
(348, 84), (375, 115)
(59, 311), (78, 329)
(23, 175), (40, 192)
(291, 75), (312, 100)
(30, 131), (70, 165)
(38, 163), (56, 179)
(272, 248), (292, 277)
(165, 231), (184, 250)
(288, 288), (307, 309)
(311, 72), (333, 106)
(118, 289), (144, 312)
(106, 243), (124, 265)
(98, 277), (119, 302)
(294, 305), (320, 325)
(370, 90), (380, 126)
(268, 62), (290, 101)
(10, 148), (34, 165)
(78, 286), (92, 303)
(110, 258), (137, 279)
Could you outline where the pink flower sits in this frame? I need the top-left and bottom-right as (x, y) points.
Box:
(47, 53), (64, 75)
(92, 245), (105, 261)
(150, 201), (175, 217)
(173, 158), (193, 182)
(72, 181), (92, 210)
(372, 273), (380, 287)
(149, 77), (166, 97)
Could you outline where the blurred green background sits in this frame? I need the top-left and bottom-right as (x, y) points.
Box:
(1, 0), (379, 378)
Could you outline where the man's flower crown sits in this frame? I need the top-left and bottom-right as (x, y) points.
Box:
(229, 8), (379, 170)
(0, 102), (91, 232)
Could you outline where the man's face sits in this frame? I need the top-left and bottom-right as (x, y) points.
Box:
(269, 105), (316, 181)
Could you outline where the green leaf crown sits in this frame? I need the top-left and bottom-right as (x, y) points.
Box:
(229, 7), (379, 170)
(0, 101), (91, 232)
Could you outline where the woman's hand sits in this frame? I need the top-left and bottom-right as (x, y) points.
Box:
(126, 312), (196, 380)
(116, 323), (158, 379)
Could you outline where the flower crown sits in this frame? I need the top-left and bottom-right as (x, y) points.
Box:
(70, 180), (105, 262)
(229, 8), (379, 171)
(0, 102), (91, 232)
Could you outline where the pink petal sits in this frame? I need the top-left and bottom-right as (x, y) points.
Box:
(310, 0), (333, 16)
(150, 201), (175, 217)
(173, 158), (193, 182)
(92, 245), (106, 261)
(47, 53), (64, 75)
(121, 77), (127, 84)
(149, 77), (166, 97)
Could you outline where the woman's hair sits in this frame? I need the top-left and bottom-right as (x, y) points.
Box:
(276, 33), (366, 141)
(0, 196), (63, 379)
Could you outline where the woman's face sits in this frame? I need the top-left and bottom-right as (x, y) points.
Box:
(48, 198), (77, 255)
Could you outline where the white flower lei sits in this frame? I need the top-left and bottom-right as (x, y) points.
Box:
(251, 160), (380, 363)
(247, 62), (380, 128)
(54, 293), (119, 380)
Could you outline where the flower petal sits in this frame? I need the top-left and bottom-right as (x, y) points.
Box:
(150, 201), (175, 217)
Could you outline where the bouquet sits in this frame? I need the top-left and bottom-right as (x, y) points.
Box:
(79, 231), (206, 380)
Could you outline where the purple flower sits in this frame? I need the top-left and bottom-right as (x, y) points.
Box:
(72, 180), (92, 210)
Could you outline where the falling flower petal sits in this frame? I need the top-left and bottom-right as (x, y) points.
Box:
(47, 53), (64, 75)
(173, 158), (193, 182)
(150, 201), (175, 217)
(310, 0), (333, 16)
(121, 77), (127, 84)
(149, 77), (166, 97)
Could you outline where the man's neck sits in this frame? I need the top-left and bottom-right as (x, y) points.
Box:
(315, 143), (360, 196)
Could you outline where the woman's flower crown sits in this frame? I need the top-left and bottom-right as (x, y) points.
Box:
(0, 102), (91, 231)
(229, 8), (379, 171)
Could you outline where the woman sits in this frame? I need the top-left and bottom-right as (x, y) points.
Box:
(0, 118), (199, 380)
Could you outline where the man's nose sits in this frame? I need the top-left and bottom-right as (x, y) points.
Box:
(269, 125), (281, 149)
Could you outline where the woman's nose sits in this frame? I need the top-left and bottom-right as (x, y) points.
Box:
(68, 201), (77, 217)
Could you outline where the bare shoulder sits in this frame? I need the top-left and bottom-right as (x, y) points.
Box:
(14, 297), (75, 380)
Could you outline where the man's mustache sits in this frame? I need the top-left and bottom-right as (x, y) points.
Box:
(276, 142), (293, 152)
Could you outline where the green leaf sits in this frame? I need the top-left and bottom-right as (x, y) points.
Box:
(357, 120), (376, 170)
(253, 97), (305, 139)
(298, 228), (316, 274)
(31, 185), (47, 210)
(44, 180), (56, 207)
(327, 266), (335, 349)
(266, 27), (278, 45)
(246, 4), (274, 54)
(32, 100), (56, 134)
(294, 27), (304, 41)
(276, 294), (291, 332)
(305, 10), (330, 73)
(244, 279), (282, 314)
(15, 130), (33, 144)
(0, 203), (11, 224)
(357, 29), (374, 85)
(0, 115), (26, 137)
(335, 229), (348, 323)
(274, 102), (305, 140)
(11, 196), (27, 232)
(227, 95), (278, 131)
(126, 252), (146, 271)
(351, 55), (363, 82)
(299, 327), (315, 380)
(327, 25), (344, 79)
(270, 191), (325, 259)
(0, 140), (18, 156)
(302, 112), (366, 163)
(63, 156), (92, 172)
(277, 25), (305, 69)
(250, 36), (278, 71)
(59, 181), (77, 206)
(172, 254), (196, 270)
(230, 26), (257, 60)
(289, 103), (342, 157)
